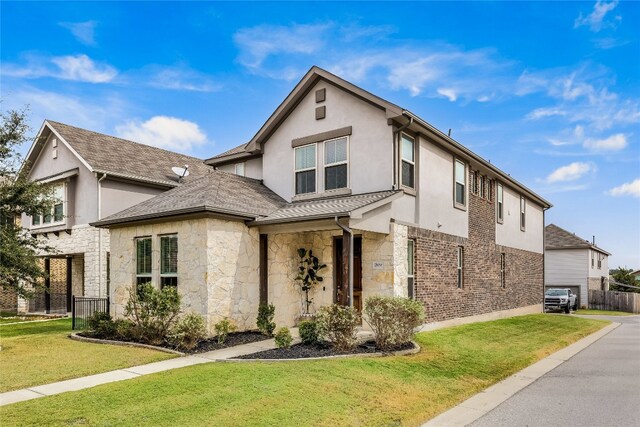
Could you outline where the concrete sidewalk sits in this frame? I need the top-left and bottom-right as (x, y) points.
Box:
(0, 337), (281, 407)
(422, 321), (621, 426)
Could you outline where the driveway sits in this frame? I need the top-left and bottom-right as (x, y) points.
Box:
(470, 315), (640, 427)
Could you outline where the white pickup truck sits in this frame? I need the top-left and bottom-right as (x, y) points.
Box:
(544, 288), (577, 313)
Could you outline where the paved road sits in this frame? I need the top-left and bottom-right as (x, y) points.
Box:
(470, 315), (640, 427)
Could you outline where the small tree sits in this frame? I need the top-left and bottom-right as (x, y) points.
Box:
(0, 107), (56, 299)
(295, 248), (327, 314)
(124, 283), (181, 345)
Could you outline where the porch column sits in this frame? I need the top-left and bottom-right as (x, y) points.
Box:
(44, 257), (51, 313)
(259, 234), (268, 304)
(341, 231), (351, 306)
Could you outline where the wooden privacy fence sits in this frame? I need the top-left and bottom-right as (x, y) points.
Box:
(589, 290), (640, 314)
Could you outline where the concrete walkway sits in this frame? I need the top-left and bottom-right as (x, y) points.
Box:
(0, 337), (281, 407)
(423, 321), (621, 426)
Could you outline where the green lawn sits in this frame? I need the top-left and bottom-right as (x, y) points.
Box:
(0, 314), (608, 427)
(0, 318), (176, 392)
(576, 308), (634, 316)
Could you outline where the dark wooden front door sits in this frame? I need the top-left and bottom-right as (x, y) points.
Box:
(334, 236), (362, 312)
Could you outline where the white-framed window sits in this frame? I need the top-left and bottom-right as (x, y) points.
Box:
(32, 183), (65, 227)
(454, 159), (466, 207)
(597, 254), (602, 270)
(160, 235), (178, 288)
(500, 253), (506, 288)
(235, 162), (245, 177)
(400, 133), (415, 189)
(520, 196), (526, 231)
(136, 237), (152, 287)
(324, 136), (348, 191)
(407, 239), (415, 299)
(496, 183), (504, 223)
(295, 144), (316, 195)
(591, 251), (595, 268)
(457, 246), (464, 289)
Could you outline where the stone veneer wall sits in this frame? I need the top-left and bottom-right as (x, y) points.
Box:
(267, 225), (406, 328)
(34, 224), (109, 298)
(110, 217), (260, 334)
(409, 188), (543, 323)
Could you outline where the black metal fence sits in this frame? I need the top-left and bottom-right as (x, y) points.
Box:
(72, 296), (109, 330)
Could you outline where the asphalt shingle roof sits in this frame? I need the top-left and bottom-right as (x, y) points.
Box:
(48, 120), (211, 187)
(251, 190), (400, 225)
(545, 224), (610, 255)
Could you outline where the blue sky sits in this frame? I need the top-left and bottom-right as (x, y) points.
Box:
(1, 1), (639, 268)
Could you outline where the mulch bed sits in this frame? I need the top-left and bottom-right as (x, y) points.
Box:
(77, 330), (269, 354)
(235, 340), (415, 360)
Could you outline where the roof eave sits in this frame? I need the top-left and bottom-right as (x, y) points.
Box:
(92, 206), (256, 228)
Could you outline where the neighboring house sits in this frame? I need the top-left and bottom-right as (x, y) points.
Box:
(632, 270), (640, 283)
(94, 66), (551, 333)
(18, 120), (210, 313)
(545, 224), (611, 308)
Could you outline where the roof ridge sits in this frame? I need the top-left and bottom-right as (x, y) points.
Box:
(46, 119), (205, 161)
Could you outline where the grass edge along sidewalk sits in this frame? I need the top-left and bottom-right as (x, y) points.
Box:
(0, 314), (609, 427)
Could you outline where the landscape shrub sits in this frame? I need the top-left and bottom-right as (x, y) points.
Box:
(86, 311), (117, 338)
(316, 304), (359, 351)
(274, 327), (293, 348)
(298, 319), (319, 345)
(364, 296), (425, 351)
(168, 313), (207, 350)
(214, 318), (236, 344)
(257, 303), (276, 336)
(124, 283), (181, 345)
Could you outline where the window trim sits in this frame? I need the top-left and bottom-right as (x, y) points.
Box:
(407, 239), (415, 299)
(160, 234), (178, 288)
(323, 136), (349, 191)
(135, 237), (152, 286)
(457, 246), (464, 289)
(294, 143), (317, 195)
(400, 132), (416, 190)
(520, 196), (526, 231)
(496, 183), (504, 223)
(32, 182), (66, 228)
(453, 158), (467, 210)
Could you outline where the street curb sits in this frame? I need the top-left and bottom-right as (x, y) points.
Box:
(422, 321), (621, 427)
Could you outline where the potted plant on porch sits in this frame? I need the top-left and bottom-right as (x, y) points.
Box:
(294, 248), (327, 318)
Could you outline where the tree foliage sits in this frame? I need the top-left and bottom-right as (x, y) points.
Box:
(0, 107), (55, 298)
(610, 267), (640, 293)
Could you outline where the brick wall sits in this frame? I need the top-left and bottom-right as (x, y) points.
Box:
(409, 186), (543, 322)
(0, 287), (18, 312)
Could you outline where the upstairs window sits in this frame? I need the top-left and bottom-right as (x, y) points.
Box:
(401, 133), (415, 189)
(324, 137), (348, 190)
(520, 196), (526, 231)
(487, 179), (493, 202)
(591, 252), (595, 268)
(33, 183), (65, 227)
(597, 254), (602, 270)
(235, 162), (245, 177)
(295, 144), (316, 195)
(160, 235), (178, 288)
(454, 159), (466, 207)
(496, 183), (504, 223)
(136, 237), (152, 286)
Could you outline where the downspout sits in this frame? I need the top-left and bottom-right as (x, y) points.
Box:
(542, 206), (548, 313)
(391, 114), (413, 189)
(98, 173), (107, 297)
(335, 216), (354, 308)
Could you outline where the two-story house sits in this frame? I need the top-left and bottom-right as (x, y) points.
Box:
(94, 66), (551, 332)
(18, 121), (210, 313)
(545, 224), (611, 308)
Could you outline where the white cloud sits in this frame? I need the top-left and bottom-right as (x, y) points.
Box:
(574, 1), (620, 32)
(115, 116), (207, 152)
(608, 179), (640, 197)
(147, 66), (222, 92)
(545, 162), (596, 183)
(527, 107), (568, 120)
(583, 133), (627, 151)
(2, 54), (117, 83)
(234, 23), (330, 72)
(437, 88), (457, 102)
(59, 21), (98, 46)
